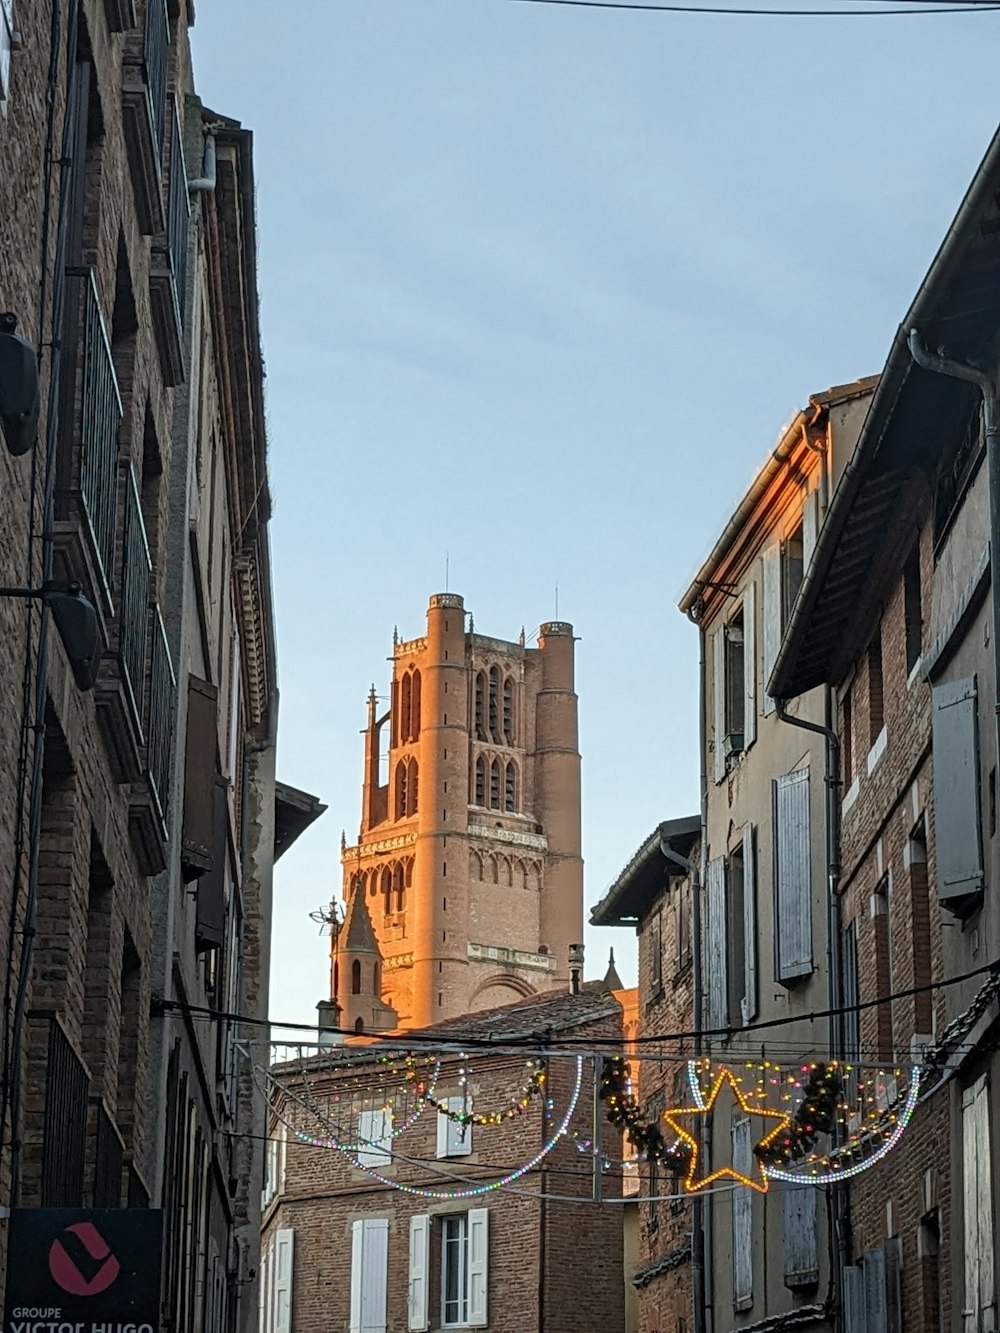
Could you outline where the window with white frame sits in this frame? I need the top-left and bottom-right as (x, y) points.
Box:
(408, 1211), (488, 1331)
(712, 586), (756, 782)
(259, 1227), (294, 1333)
(437, 1096), (474, 1158)
(262, 1123), (286, 1209)
(0, 0), (13, 103)
(357, 1108), (393, 1168)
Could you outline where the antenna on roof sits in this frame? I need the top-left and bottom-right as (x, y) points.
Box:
(555, 582), (559, 619)
(445, 551), (450, 592)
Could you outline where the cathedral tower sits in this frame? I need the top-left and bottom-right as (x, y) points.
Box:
(334, 593), (584, 1027)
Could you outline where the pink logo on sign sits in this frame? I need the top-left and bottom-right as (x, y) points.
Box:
(48, 1222), (121, 1296)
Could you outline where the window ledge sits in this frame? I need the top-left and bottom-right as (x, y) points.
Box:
(842, 778), (860, 816)
(866, 726), (888, 776)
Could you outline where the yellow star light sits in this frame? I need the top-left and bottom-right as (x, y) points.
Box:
(663, 1065), (792, 1194)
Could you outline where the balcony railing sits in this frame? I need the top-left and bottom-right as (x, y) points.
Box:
(93, 1099), (125, 1207)
(123, 0), (171, 233)
(42, 1020), (89, 1208)
(167, 101), (189, 325)
(147, 605), (175, 828)
(144, 0), (169, 158)
(119, 466), (152, 741)
(57, 268), (122, 612)
(150, 98), (189, 386)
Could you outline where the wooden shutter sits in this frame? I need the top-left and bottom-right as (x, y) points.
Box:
(705, 856), (727, 1031)
(358, 1109), (393, 1168)
(762, 545), (781, 714)
(783, 1184), (818, 1289)
(731, 1119), (753, 1309)
(843, 1265), (868, 1333)
(408, 1214), (430, 1331)
(932, 678), (984, 903)
(774, 769), (813, 982)
(743, 582), (756, 749)
(259, 1237), (271, 1333)
(195, 773), (228, 951)
(181, 676), (219, 880)
(713, 624), (727, 783)
(467, 1208), (489, 1328)
(864, 1248), (888, 1333)
(741, 823), (757, 1024)
(437, 1098), (473, 1158)
(803, 489), (819, 567)
(962, 1075), (996, 1331)
(350, 1218), (389, 1333)
(273, 1228), (294, 1333)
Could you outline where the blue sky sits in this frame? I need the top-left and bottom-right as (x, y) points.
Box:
(191, 0), (1000, 1032)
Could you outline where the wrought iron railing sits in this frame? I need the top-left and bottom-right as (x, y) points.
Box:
(93, 1100), (125, 1208)
(42, 1020), (89, 1207)
(63, 268), (122, 604)
(120, 466), (151, 738)
(166, 99), (189, 325)
(144, 0), (169, 157)
(146, 606), (175, 828)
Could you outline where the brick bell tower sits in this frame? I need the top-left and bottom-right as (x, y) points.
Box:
(332, 593), (584, 1029)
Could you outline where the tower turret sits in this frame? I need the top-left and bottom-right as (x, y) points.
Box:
(331, 880), (398, 1035)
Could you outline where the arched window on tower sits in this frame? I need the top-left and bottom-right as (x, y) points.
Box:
(400, 672), (412, 744)
(488, 666), (500, 741)
(504, 761), (517, 812)
(395, 761), (408, 820)
(381, 865), (393, 915)
(474, 672), (487, 741)
(410, 669), (421, 739)
(392, 862), (404, 913)
(475, 756), (486, 806)
(373, 961), (381, 995)
(503, 676), (514, 745)
(333, 962), (339, 996)
(490, 758), (501, 810)
(407, 758), (419, 815)
(352, 960), (362, 995)
(355, 1017), (365, 1034)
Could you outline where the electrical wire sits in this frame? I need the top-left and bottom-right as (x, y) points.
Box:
(506, 0), (1000, 15)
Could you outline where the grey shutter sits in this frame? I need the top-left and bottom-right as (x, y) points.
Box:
(774, 769), (813, 982)
(884, 1238), (902, 1333)
(741, 823), (757, 1024)
(732, 1119), (753, 1309)
(743, 582), (757, 749)
(783, 1184), (818, 1289)
(932, 677), (984, 902)
(195, 774), (228, 951)
(843, 1266), (868, 1333)
(713, 624), (727, 783)
(705, 856), (728, 1031)
(182, 676), (219, 880)
(962, 1075), (996, 1331)
(864, 1248), (888, 1333)
(803, 489), (819, 567)
(762, 545), (781, 715)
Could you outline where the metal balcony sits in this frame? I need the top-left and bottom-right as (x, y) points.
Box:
(122, 0), (170, 234)
(150, 97), (190, 386)
(129, 604), (176, 874)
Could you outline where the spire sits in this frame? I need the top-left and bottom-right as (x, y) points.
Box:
(341, 878), (381, 955)
(603, 947), (623, 991)
(367, 683), (378, 727)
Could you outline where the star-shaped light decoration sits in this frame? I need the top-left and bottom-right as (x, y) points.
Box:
(663, 1065), (792, 1194)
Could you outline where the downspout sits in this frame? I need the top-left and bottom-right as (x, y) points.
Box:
(683, 606), (709, 1333)
(908, 329), (1000, 767)
(187, 125), (219, 193)
(774, 699), (847, 1328)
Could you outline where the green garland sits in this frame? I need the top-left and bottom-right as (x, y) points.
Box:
(600, 1057), (692, 1170)
(754, 1062), (842, 1167)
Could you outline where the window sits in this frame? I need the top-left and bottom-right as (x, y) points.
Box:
(0, 0), (13, 102)
(488, 667), (500, 742)
(842, 687), (854, 789)
(474, 756), (486, 806)
(396, 762), (408, 820)
(350, 1217), (388, 1333)
(504, 762), (516, 812)
(931, 676), (984, 912)
(357, 1109), (393, 1168)
(781, 523), (804, 624)
(961, 1076), (995, 1331)
(773, 768), (812, 983)
(502, 676), (514, 745)
(649, 914), (662, 995)
(842, 920), (860, 1107)
(675, 885), (692, 975)
(437, 1096), (474, 1158)
(783, 1185), (818, 1290)
(352, 960), (362, 995)
(729, 824), (757, 1024)
(474, 672), (486, 742)
(259, 1227), (294, 1333)
(904, 544), (922, 674)
(489, 759), (501, 811)
(732, 1119), (753, 1309)
(712, 589), (755, 781)
(934, 396), (984, 546)
(409, 757), (419, 815)
(868, 628), (884, 744)
(873, 876), (893, 1061)
(262, 1124), (286, 1210)
(441, 1211), (488, 1328)
(705, 857), (728, 1029)
(725, 609), (746, 748)
(907, 824), (933, 1034)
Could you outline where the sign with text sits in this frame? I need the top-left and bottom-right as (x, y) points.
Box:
(3, 1209), (162, 1333)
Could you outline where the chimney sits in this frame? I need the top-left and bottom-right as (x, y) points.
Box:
(568, 943), (584, 995)
(317, 998), (343, 1048)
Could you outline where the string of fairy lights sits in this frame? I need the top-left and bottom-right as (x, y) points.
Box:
(250, 1039), (924, 1203)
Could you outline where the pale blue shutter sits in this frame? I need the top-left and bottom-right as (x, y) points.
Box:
(351, 1219), (389, 1333)
(962, 1075), (996, 1332)
(732, 1119), (753, 1309)
(774, 769), (812, 982)
(705, 856), (728, 1031)
(864, 1248), (887, 1333)
(467, 1208), (489, 1327)
(932, 677), (984, 903)
(762, 545), (781, 714)
(273, 1228), (294, 1333)
(713, 624), (727, 783)
(843, 1266), (868, 1333)
(783, 1184), (818, 1289)
(408, 1215), (430, 1331)
(743, 582), (756, 749)
(741, 823), (757, 1024)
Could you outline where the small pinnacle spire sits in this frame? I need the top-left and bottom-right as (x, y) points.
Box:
(603, 947), (623, 991)
(340, 828), (346, 851)
(367, 683), (378, 726)
(519, 626), (526, 647)
(469, 612), (475, 633)
(393, 624), (399, 648)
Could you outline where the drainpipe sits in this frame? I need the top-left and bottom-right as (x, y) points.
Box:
(187, 127), (218, 193)
(774, 698), (847, 1328)
(908, 330), (1000, 766)
(683, 607), (710, 1333)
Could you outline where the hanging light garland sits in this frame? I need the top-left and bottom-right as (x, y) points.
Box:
(400, 1053), (549, 1126)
